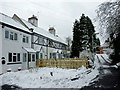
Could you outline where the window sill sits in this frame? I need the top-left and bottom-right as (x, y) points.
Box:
(7, 62), (22, 65)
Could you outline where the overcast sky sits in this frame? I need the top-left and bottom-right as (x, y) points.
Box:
(0, 0), (109, 44)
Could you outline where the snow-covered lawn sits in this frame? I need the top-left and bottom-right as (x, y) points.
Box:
(0, 66), (99, 88)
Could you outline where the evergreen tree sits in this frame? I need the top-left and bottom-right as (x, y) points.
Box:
(79, 14), (89, 50)
(71, 20), (81, 58)
(71, 14), (100, 58)
(79, 14), (96, 52)
(86, 16), (95, 51)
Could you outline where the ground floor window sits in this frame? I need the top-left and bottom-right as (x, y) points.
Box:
(13, 53), (17, 62)
(36, 52), (39, 60)
(8, 53), (12, 62)
(17, 53), (20, 61)
(53, 53), (56, 59)
(50, 53), (52, 59)
(28, 54), (31, 62)
(40, 53), (43, 59)
(32, 54), (35, 61)
(28, 53), (36, 62)
(8, 53), (20, 62)
(58, 53), (62, 59)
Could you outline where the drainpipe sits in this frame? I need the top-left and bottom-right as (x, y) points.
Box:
(27, 52), (29, 69)
(46, 39), (49, 59)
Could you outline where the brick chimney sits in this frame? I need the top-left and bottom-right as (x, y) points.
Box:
(28, 15), (38, 27)
(49, 27), (56, 36)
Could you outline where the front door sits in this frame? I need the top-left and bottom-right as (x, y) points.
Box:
(22, 53), (27, 70)
(28, 53), (36, 68)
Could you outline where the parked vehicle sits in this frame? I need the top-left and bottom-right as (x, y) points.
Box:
(88, 60), (94, 68)
(116, 62), (120, 69)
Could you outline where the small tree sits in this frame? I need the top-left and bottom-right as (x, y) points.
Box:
(66, 36), (72, 51)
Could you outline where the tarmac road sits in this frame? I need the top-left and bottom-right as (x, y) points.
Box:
(81, 55), (120, 90)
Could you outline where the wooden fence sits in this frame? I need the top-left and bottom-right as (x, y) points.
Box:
(36, 58), (88, 69)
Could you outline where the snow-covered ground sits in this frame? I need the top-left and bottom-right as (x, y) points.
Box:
(0, 66), (99, 88)
(96, 54), (118, 69)
(0, 55), (107, 88)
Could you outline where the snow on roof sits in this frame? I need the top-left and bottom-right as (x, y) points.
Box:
(23, 47), (36, 53)
(0, 13), (31, 33)
(20, 18), (67, 45)
(101, 42), (109, 47)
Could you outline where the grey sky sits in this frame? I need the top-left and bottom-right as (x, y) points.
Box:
(0, 0), (109, 44)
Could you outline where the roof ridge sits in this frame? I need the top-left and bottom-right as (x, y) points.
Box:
(0, 12), (12, 19)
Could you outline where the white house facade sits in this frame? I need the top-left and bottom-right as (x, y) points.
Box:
(0, 13), (68, 74)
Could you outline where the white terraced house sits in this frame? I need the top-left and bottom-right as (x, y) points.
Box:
(0, 13), (69, 74)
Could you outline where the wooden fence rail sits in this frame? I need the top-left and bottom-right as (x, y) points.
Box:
(36, 58), (88, 69)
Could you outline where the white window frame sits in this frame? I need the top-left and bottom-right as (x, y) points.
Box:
(8, 53), (20, 62)
(23, 35), (29, 43)
(5, 30), (9, 39)
(10, 32), (14, 40)
(14, 33), (18, 40)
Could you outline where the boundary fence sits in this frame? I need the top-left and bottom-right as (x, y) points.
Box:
(36, 58), (88, 69)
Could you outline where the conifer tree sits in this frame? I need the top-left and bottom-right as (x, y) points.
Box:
(86, 16), (96, 52)
(79, 14), (97, 52)
(71, 14), (100, 58)
(79, 14), (89, 50)
(71, 20), (81, 58)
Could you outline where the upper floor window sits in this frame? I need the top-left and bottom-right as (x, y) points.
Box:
(5, 30), (18, 41)
(23, 36), (26, 42)
(10, 32), (14, 40)
(23, 35), (29, 43)
(26, 36), (29, 43)
(14, 33), (18, 40)
(5, 30), (9, 39)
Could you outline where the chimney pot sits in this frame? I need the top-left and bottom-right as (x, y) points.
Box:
(28, 15), (38, 27)
(49, 27), (56, 36)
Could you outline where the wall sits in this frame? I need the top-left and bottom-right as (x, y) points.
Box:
(0, 25), (2, 74)
(2, 26), (31, 73)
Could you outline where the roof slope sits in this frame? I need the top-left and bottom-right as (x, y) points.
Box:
(19, 17), (67, 45)
(0, 13), (31, 33)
